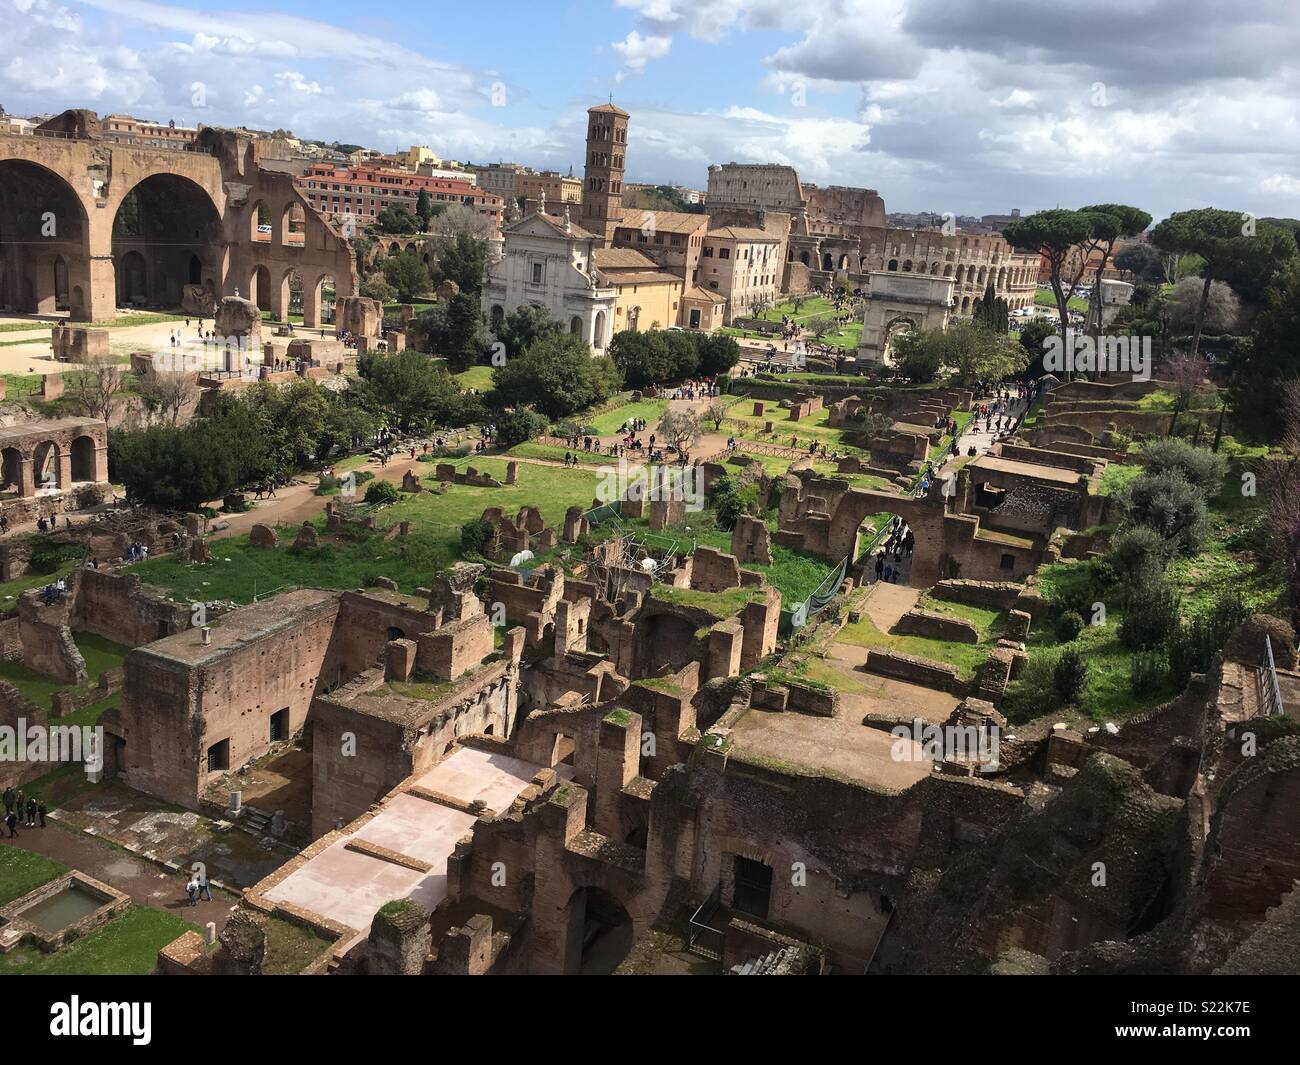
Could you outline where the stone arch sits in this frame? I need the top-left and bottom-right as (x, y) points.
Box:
(32, 440), (61, 491)
(0, 158), (91, 317)
(822, 252), (834, 271)
(304, 272), (337, 329)
(561, 886), (633, 975)
(388, 242), (401, 256)
(489, 304), (505, 331)
(250, 264), (272, 313)
(70, 434), (98, 482)
(961, 295), (970, 313)
(944, 264), (953, 278)
(593, 310), (607, 347)
(902, 259), (913, 272)
(887, 259), (898, 271)
(0, 448), (22, 494)
(799, 250), (810, 266)
(838, 254), (850, 270)
(931, 262), (940, 275)
(997, 266), (1007, 289)
(112, 172), (222, 310)
(569, 316), (582, 335)
(281, 201), (306, 246)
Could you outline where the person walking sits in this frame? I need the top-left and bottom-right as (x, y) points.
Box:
(2, 787), (12, 818)
(37, 801), (46, 828)
(185, 875), (198, 907)
(874, 552), (885, 582)
(24, 796), (34, 828)
(197, 869), (213, 903)
(5, 810), (15, 838)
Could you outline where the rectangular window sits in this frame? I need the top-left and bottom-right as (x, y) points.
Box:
(270, 708), (289, 743)
(532, 263), (543, 284)
(207, 739), (230, 773)
(719, 248), (730, 259)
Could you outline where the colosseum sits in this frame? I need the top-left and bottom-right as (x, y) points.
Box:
(705, 163), (1039, 313)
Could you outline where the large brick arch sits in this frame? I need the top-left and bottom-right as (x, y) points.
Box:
(0, 122), (356, 323)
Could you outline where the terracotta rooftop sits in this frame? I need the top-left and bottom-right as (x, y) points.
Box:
(616, 208), (707, 235)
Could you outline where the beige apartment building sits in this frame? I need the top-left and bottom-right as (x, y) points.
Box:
(699, 227), (783, 323)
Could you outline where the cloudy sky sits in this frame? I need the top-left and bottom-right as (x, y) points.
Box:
(4, 0), (1298, 219)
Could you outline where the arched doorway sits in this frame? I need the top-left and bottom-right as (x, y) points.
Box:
(593, 310), (607, 348)
(70, 435), (97, 482)
(0, 448), (22, 494)
(282, 202), (306, 246)
(111, 173), (221, 312)
(562, 887), (633, 975)
(250, 265), (272, 314)
(32, 441), (60, 491)
(569, 316), (582, 335)
(0, 159), (91, 318)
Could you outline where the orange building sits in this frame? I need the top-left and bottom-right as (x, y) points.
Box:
(295, 163), (503, 227)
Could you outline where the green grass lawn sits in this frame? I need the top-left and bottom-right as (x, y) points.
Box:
(0, 846), (67, 906)
(132, 457), (600, 604)
(0, 905), (200, 975)
(835, 611), (993, 680)
(455, 365), (495, 392)
(585, 399), (669, 436)
(721, 297), (863, 351)
(1097, 462), (1142, 496)
(0, 633), (131, 710)
(1034, 289), (1089, 312)
(507, 441), (620, 466)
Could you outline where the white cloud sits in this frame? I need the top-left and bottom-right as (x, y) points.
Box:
(611, 30), (671, 74)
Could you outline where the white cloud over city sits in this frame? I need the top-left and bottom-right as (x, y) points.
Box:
(2, 0), (1297, 218)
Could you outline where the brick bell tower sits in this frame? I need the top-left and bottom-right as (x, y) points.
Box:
(580, 102), (629, 245)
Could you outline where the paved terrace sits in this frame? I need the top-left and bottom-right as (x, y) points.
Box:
(260, 747), (556, 941)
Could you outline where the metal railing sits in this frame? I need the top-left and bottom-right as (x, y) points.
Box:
(687, 886), (725, 961)
(1257, 635), (1286, 718)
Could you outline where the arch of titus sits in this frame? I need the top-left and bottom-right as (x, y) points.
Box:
(0, 110), (356, 325)
(857, 271), (954, 365)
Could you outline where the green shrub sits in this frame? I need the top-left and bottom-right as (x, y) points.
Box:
(1108, 525), (1169, 586)
(354, 470), (374, 485)
(1053, 648), (1089, 703)
(1166, 589), (1248, 687)
(364, 480), (400, 506)
(1115, 470), (1209, 556)
(1129, 652), (1166, 696)
(1140, 437), (1227, 497)
(1119, 578), (1181, 649)
(1002, 652), (1059, 724)
(495, 408), (550, 448)
(316, 473), (341, 496)
(1054, 609), (1085, 643)
(460, 519), (495, 557)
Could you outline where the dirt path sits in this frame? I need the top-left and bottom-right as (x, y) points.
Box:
(0, 825), (235, 929)
(862, 582), (919, 632)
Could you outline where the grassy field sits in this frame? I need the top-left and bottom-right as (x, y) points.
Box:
(0, 905), (200, 975)
(455, 365), (495, 392)
(0, 633), (131, 710)
(1034, 289), (1089, 312)
(835, 609), (996, 681)
(586, 399), (669, 436)
(0, 846), (68, 907)
(507, 441), (621, 466)
(721, 297), (863, 351)
(132, 457), (600, 603)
